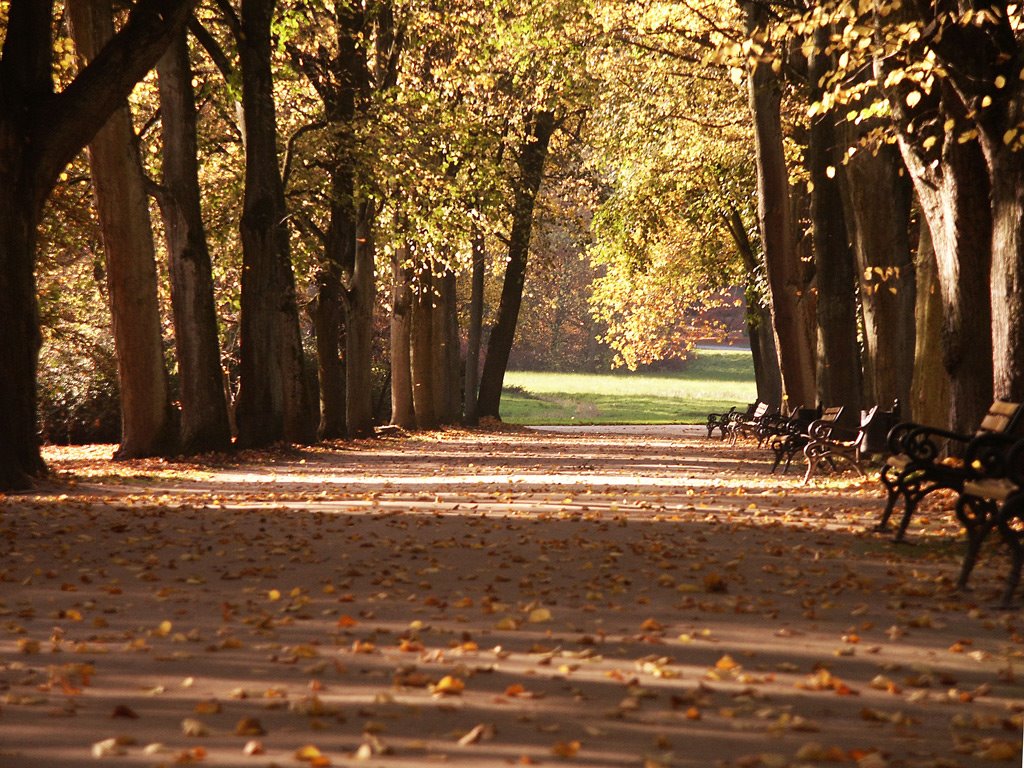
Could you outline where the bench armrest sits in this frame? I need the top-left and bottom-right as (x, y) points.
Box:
(889, 422), (973, 461)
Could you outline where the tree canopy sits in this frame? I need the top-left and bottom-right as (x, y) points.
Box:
(1, 0), (1022, 487)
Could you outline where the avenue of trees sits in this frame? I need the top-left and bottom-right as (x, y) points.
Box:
(1, 0), (1022, 490)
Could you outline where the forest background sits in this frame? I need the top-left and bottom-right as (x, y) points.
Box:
(1, 0), (1022, 491)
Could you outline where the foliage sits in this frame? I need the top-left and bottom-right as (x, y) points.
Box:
(583, 0), (758, 370)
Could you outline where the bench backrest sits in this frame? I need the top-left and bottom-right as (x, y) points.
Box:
(820, 405), (843, 425)
(752, 401), (770, 420)
(861, 400), (900, 454)
(976, 400), (1024, 436)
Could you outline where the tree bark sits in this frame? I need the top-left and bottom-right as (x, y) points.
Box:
(389, 243), (416, 428)
(882, 77), (993, 433)
(839, 139), (915, 411)
(411, 261), (438, 429)
(909, 221), (949, 426)
(345, 202), (376, 436)
(477, 110), (556, 419)
(0, 0), (194, 490)
(69, 0), (178, 459)
(156, 29), (232, 453)
(807, 33), (861, 418)
(920, 0), (1024, 402)
(463, 229), (486, 425)
(724, 206), (782, 407)
(431, 265), (460, 424)
(235, 0), (316, 447)
(313, 254), (346, 438)
(743, 5), (816, 412)
(984, 146), (1024, 401)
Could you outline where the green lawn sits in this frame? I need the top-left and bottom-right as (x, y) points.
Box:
(500, 348), (757, 425)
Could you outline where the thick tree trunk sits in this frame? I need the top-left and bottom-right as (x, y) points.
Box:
(0, 201), (47, 489)
(311, 0), (362, 439)
(987, 152), (1024, 401)
(839, 141), (915, 410)
(156, 30), (232, 453)
(389, 244), (416, 428)
(463, 229), (485, 425)
(743, 12), (816, 411)
(411, 262), (438, 429)
(69, 0), (177, 458)
(345, 203), (376, 437)
(477, 110), (556, 419)
(314, 257), (346, 438)
(896, 133), (992, 433)
(806, 41), (861, 418)
(235, 0), (315, 447)
(909, 222), (949, 426)
(747, 299), (782, 407)
(431, 265), (460, 424)
(0, 0), (194, 490)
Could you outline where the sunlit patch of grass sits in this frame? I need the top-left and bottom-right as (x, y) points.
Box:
(501, 349), (756, 425)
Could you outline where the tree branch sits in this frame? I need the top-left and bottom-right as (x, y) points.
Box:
(281, 121), (327, 191)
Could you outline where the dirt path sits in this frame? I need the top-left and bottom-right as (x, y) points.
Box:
(1, 428), (1022, 767)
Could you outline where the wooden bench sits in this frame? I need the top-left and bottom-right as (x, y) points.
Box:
(875, 400), (1024, 542)
(705, 406), (737, 439)
(950, 435), (1024, 605)
(768, 405), (841, 474)
(727, 400), (774, 445)
(802, 401), (900, 483)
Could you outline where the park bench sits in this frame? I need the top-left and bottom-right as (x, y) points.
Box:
(875, 399), (1024, 542)
(802, 400), (900, 483)
(728, 400), (775, 445)
(705, 406), (737, 439)
(946, 435), (1024, 605)
(768, 405), (841, 474)
(754, 408), (799, 448)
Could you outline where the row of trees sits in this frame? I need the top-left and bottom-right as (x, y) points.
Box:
(587, 0), (1023, 438)
(1, 0), (1021, 491)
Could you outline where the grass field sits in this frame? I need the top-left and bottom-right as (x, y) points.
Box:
(499, 348), (757, 425)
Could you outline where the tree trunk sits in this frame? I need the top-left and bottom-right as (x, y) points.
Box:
(463, 229), (485, 425)
(744, 7), (816, 411)
(986, 151), (1024, 401)
(431, 265), (460, 424)
(411, 261), (437, 429)
(313, 257), (346, 438)
(0, 201), (47, 489)
(909, 222), (949, 426)
(0, 0), (194, 490)
(747, 297), (782, 407)
(235, 0), (315, 447)
(310, 0), (362, 439)
(389, 243), (416, 428)
(477, 110), (556, 419)
(156, 29), (232, 453)
(69, 0), (177, 458)
(886, 81), (993, 433)
(725, 206), (782, 407)
(839, 140), (915, 411)
(345, 202), (376, 437)
(807, 31), (860, 417)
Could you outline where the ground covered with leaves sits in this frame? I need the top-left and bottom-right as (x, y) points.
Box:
(1, 426), (1022, 767)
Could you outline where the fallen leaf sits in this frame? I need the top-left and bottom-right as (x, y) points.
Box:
(457, 723), (495, 746)
(181, 718), (209, 737)
(432, 675), (465, 695)
(528, 607), (552, 623)
(235, 717), (266, 736)
(551, 740), (582, 758)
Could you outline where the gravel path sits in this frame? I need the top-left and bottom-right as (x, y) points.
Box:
(1, 428), (1022, 767)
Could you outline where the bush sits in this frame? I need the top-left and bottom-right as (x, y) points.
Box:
(37, 335), (121, 445)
